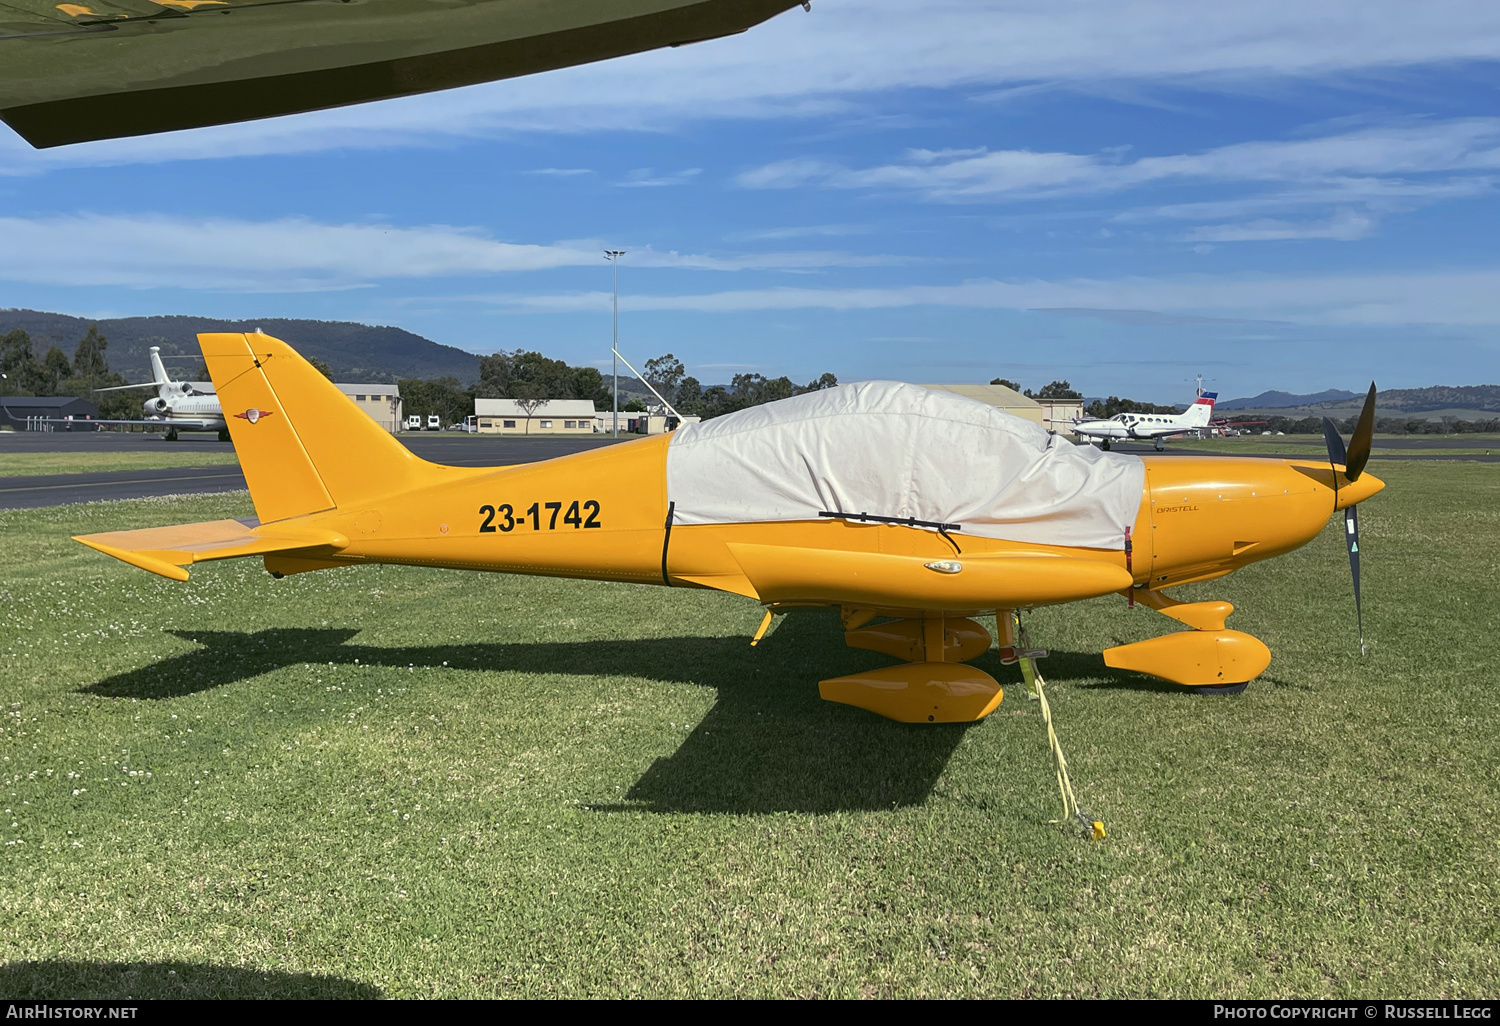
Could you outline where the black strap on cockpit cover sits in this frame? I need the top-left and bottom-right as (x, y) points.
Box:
(660, 501), (676, 586)
(818, 509), (963, 554)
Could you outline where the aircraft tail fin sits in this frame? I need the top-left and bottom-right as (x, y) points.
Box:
(148, 346), (173, 398)
(1185, 391), (1217, 427)
(198, 332), (440, 524)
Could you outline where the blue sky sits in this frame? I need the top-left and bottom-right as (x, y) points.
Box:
(5, 0), (1500, 402)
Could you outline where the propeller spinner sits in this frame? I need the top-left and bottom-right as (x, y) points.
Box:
(1322, 382), (1377, 655)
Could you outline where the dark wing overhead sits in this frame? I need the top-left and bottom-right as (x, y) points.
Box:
(0, 0), (802, 148)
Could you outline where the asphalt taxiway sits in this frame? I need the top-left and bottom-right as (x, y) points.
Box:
(1, 429), (1494, 510)
(0, 431), (625, 510)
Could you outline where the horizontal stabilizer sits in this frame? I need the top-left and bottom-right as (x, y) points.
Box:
(75, 518), (348, 581)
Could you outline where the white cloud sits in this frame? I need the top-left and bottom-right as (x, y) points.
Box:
(738, 118), (1500, 200)
(0, 214), (913, 289)
(614, 167), (703, 188)
(1120, 177), (1497, 222)
(735, 223), (874, 240)
(1180, 211), (1377, 242)
(9, 1), (1500, 167)
(472, 267), (1500, 326)
(732, 117), (1500, 240)
(733, 159), (843, 190)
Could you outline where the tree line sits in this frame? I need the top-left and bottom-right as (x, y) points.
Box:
(641, 354), (838, 419)
(990, 377), (1181, 418)
(397, 349), (841, 423)
(0, 325), (140, 418)
(1223, 414), (1500, 435)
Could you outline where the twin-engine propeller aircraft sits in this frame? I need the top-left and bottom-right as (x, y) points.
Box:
(90, 346), (228, 440)
(1073, 391), (1218, 451)
(1, 0), (806, 148)
(75, 332), (1382, 723)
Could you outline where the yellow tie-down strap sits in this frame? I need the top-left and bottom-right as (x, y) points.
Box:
(1013, 611), (1106, 841)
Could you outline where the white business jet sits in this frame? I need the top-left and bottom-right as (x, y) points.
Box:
(93, 346), (228, 440)
(1072, 391), (1218, 451)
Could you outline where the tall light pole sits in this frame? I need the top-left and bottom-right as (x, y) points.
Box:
(604, 249), (625, 438)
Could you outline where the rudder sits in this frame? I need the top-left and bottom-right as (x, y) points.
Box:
(201, 332), (435, 524)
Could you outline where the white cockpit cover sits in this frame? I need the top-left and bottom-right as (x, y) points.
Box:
(665, 381), (1144, 549)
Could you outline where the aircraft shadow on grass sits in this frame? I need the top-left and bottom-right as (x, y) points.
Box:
(80, 613), (1152, 814)
(0, 960), (379, 999)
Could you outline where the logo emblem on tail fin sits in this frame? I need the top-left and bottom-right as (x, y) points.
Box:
(234, 409), (274, 424)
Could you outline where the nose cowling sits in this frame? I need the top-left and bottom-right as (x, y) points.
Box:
(1333, 470), (1384, 510)
(1283, 461), (1386, 510)
(1142, 456), (1380, 587)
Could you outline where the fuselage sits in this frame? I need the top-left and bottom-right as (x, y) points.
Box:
(1075, 412), (1195, 442)
(144, 390), (226, 431)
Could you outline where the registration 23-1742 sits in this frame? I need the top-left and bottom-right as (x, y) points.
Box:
(478, 501), (601, 533)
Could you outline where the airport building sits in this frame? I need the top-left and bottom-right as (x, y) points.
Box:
(1035, 398), (1085, 439)
(0, 395), (101, 430)
(474, 398), (598, 435)
(335, 384), (402, 433)
(921, 383), (1044, 427)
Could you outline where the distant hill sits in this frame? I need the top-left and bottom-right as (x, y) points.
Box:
(0, 309), (480, 385)
(1218, 389), (1360, 410)
(1377, 384), (1500, 413)
(1220, 384), (1500, 419)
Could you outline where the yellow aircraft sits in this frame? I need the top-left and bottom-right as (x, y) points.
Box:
(75, 331), (1383, 725)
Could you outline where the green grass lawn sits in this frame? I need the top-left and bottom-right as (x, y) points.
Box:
(1, 463), (1497, 998)
(0, 452), (238, 478)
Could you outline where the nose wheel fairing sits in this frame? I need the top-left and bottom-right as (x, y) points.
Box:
(1105, 591), (1269, 687)
(1104, 628), (1270, 686)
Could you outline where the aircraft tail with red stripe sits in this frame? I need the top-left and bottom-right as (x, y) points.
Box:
(1184, 391), (1218, 427)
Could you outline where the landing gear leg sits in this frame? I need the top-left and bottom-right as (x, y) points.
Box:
(1101, 438), (1111, 451)
(164, 429), (179, 442)
(218, 429), (231, 442)
(1155, 438), (1165, 452)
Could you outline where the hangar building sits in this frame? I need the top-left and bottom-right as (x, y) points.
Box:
(474, 398), (597, 435)
(920, 383), (1043, 427)
(335, 384), (402, 433)
(1035, 398), (1085, 439)
(0, 395), (101, 429)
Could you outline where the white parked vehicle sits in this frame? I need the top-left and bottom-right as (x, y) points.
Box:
(427, 414), (441, 431)
(406, 414), (422, 431)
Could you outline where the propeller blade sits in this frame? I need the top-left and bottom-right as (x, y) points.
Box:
(1322, 416), (1347, 470)
(1343, 503), (1365, 656)
(1345, 381), (1377, 482)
